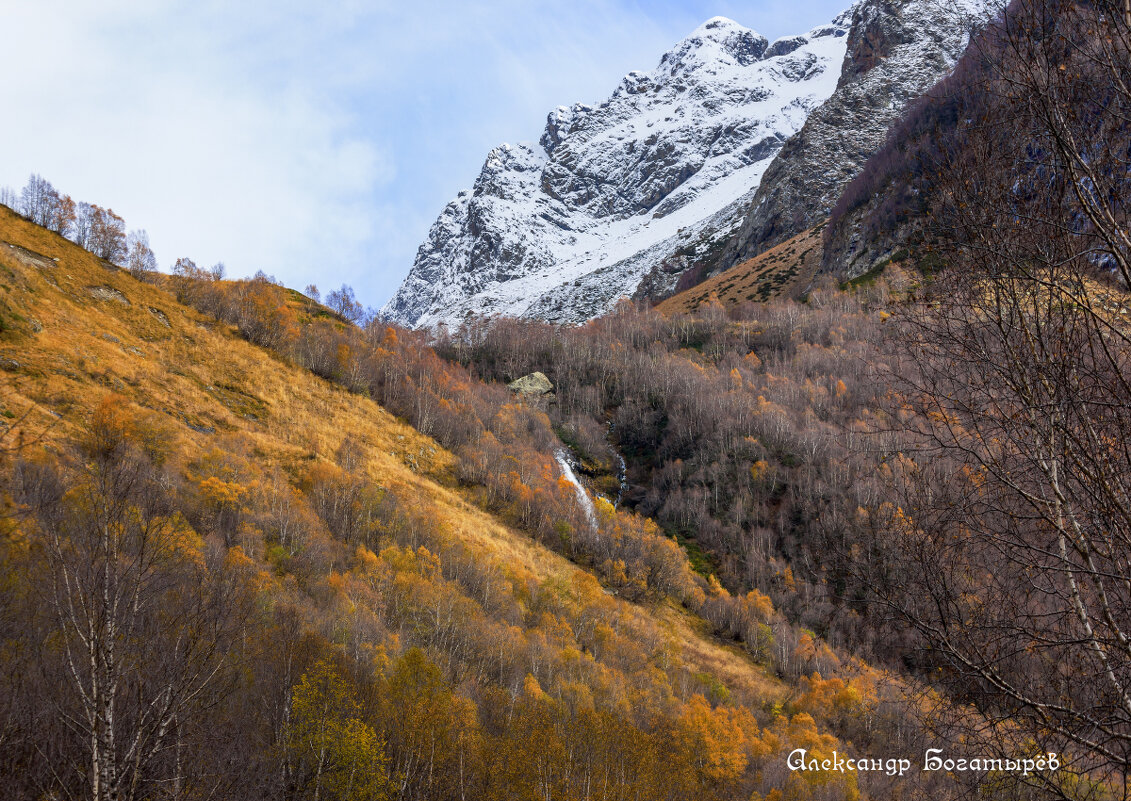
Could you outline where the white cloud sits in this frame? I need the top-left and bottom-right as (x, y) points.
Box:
(1, 2), (394, 289)
(0, 0), (849, 305)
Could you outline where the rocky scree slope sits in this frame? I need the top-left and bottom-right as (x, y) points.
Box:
(718, 0), (995, 273)
(382, 14), (853, 327)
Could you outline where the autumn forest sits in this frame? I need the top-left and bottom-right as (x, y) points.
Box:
(1, 0), (1130, 800)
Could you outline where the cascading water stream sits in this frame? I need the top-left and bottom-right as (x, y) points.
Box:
(607, 422), (629, 508)
(554, 449), (597, 530)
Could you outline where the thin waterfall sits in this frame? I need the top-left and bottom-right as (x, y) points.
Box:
(555, 449), (597, 530)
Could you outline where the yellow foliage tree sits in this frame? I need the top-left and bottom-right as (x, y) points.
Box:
(290, 659), (393, 801)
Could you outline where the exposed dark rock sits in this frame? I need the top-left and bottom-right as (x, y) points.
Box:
(148, 307), (171, 327)
(87, 285), (130, 305)
(765, 36), (809, 58)
(718, 0), (990, 274)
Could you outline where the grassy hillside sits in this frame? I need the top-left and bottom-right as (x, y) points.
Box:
(657, 223), (825, 314)
(0, 209), (448, 481)
(0, 204), (878, 800)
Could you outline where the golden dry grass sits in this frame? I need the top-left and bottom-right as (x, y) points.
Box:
(0, 204), (787, 705)
(656, 602), (786, 704)
(657, 223), (826, 315)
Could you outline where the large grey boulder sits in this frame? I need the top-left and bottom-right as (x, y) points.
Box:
(508, 372), (554, 396)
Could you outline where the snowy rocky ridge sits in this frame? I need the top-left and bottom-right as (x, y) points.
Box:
(382, 14), (852, 326)
(383, 0), (994, 327)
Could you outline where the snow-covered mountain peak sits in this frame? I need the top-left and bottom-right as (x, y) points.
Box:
(659, 17), (769, 73)
(695, 15), (747, 33)
(383, 0), (985, 328)
(383, 10), (852, 327)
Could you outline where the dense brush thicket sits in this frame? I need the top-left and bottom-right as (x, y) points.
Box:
(143, 260), (1025, 799)
(432, 285), (899, 659)
(165, 267), (897, 681)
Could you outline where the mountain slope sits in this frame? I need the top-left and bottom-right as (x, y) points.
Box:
(0, 204), (874, 800)
(718, 0), (993, 271)
(655, 222), (826, 314)
(382, 14), (853, 327)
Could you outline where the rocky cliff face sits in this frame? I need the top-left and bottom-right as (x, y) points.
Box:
(383, 0), (994, 328)
(719, 0), (994, 272)
(382, 15), (852, 327)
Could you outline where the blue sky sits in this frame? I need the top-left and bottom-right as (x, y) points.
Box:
(0, 0), (849, 308)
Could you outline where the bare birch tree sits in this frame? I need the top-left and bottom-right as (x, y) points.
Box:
(868, 1), (1131, 796)
(14, 399), (248, 801)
